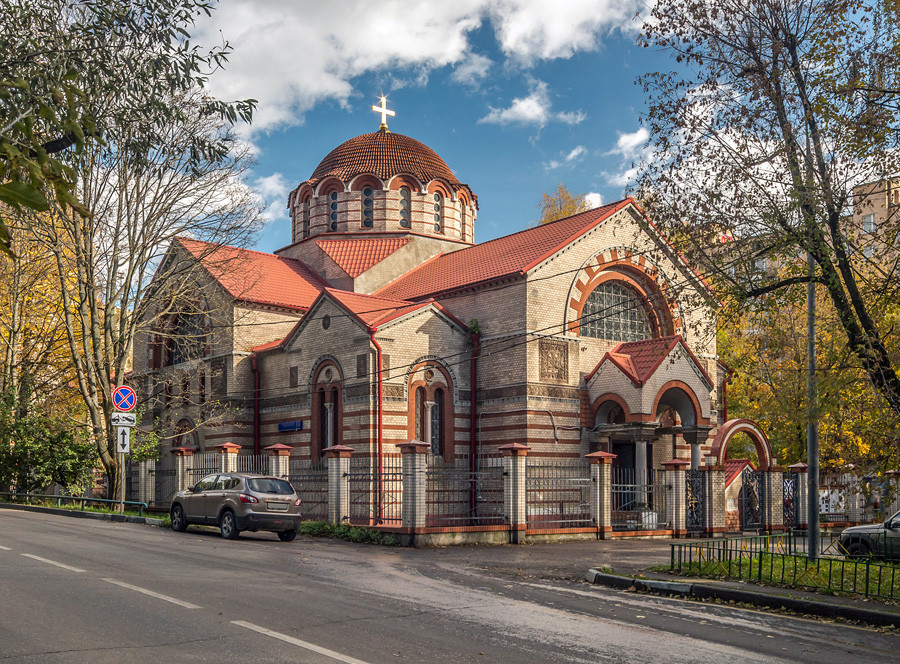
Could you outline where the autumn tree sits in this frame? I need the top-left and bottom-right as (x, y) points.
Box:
(535, 184), (590, 225)
(14, 1), (259, 499)
(637, 0), (900, 419)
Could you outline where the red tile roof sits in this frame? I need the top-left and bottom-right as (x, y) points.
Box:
(586, 334), (713, 387)
(724, 458), (756, 487)
(374, 200), (631, 300)
(176, 237), (327, 311)
(250, 338), (284, 353)
(316, 237), (409, 277)
(323, 288), (464, 330)
(306, 131), (461, 187)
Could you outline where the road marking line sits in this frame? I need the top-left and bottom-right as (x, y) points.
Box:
(101, 578), (201, 609)
(0, 545), (11, 550)
(232, 621), (372, 664)
(21, 553), (85, 572)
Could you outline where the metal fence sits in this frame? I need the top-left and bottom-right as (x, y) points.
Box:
(783, 472), (797, 530)
(237, 453), (268, 474)
(349, 454), (403, 526)
(612, 468), (669, 532)
(525, 459), (592, 529)
(670, 534), (900, 601)
(425, 454), (505, 527)
(149, 458), (177, 507)
(286, 457), (328, 521)
(188, 451), (219, 484)
(685, 469), (706, 535)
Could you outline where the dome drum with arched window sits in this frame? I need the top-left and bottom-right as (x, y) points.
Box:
(286, 131), (477, 244)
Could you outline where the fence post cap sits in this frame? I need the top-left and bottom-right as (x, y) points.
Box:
(211, 442), (241, 453)
(323, 444), (354, 459)
(662, 458), (690, 469)
(170, 446), (196, 456)
(397, 440), (430, 454)
(499, 443), (531, 456)
(585, 451), (616, 464)
(264, 443), (293, 457)
(787, 462), (808, 473)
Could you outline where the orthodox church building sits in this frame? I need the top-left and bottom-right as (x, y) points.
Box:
(133, 106), (732, 484)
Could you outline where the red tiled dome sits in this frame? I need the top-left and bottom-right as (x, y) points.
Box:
(307, 130), (460, 186)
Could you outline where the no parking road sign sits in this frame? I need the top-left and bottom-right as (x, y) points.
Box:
(112, 386), (136, 412)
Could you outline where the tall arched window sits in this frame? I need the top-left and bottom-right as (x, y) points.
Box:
(329, 191), (339, 231)
(580, 282), (651, 342)
(432, 192), (443, 233)
(302, 199), (310, 238)
(399, 187), (411, 228)
(361, 187), (374, 228)
(431, 388), (445, 456)
(415, 386), (425, 440)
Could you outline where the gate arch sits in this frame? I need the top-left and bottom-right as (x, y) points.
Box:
(709, 418), (774, 470)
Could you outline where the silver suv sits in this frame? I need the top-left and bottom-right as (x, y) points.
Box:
(839, 508), (900, 561)
(170, 473), (301, 541)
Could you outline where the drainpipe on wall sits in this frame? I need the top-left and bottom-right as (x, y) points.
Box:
(370, 330), (384, 521)
(251, 354), (261, 455)
(469, 332), (479, 514)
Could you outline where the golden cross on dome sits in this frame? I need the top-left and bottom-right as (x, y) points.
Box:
(371, 95), (395, 131)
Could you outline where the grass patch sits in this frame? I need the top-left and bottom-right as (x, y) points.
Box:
(672, 551), (900, 601)
(299, 521), (398, 546)
(0, 495), (166, 524)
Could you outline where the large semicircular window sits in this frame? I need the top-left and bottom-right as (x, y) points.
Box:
(581, 281), (651, 342)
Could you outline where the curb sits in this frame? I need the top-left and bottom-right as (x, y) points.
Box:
(585, 568), (900, 628)
(0, 502), (164, 526)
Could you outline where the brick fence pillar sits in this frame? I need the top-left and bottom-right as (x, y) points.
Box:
(398, 441), (430, 531)
(701, 464), (726, 537)
(213, 442), (240, 473)
(265, 444), (292, 478)
(764, 468), (785, 532)
(788, 463), (808, 530)
(500, 443), (530, 544)
(324, 445), (353, 524)
(586, 451), (616, 539)
(663, 459), (690, 537)
(171, 447), (194, 493)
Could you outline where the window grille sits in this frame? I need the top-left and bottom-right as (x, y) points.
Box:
(580, 282), (651, 342)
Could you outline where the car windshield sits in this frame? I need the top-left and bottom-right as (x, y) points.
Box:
(247, 478), (294, 495)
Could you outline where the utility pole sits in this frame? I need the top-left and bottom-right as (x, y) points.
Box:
(807, 250), (819, 559)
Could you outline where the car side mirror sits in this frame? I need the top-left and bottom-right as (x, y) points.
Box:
(188, 484), (198, 493)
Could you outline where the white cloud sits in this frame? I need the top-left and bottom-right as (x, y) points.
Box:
(479, 80), (585, 127)
(606, 127), (649, 159)
(584, 191), (603, 208)
(251, 172), (290, 223)
(546, 144), (587, 169)
(450, 52), (493, 86)
(487, 0), (640, 62)
(193, 1), (633, 133)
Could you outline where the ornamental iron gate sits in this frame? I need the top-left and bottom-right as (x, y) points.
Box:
(685, 469), (706, 534)
(739, 467), (765, 532)
(783, 472), (797, 530)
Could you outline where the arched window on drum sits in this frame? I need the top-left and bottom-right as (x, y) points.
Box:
(580, 282), (651, 342)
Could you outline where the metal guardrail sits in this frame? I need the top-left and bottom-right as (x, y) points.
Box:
(0, 492), (148, 516)
(670, 534), (900, 601)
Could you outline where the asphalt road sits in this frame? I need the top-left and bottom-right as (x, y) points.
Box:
(0, 511), (896, 663)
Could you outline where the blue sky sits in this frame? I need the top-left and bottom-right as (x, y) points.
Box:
(194, 1), (669, 253)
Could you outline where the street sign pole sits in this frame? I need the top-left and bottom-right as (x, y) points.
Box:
(119, 449), (125, 515)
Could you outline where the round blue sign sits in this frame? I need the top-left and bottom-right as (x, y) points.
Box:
(112, 386), (137, 412)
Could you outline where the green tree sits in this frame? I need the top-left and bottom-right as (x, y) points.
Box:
(637, 0), (900, 419)
(535, 184), (590, 225)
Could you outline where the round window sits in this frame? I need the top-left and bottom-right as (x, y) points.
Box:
(364, 218), (373, 227)
(400, 199), (408, 208)
(331, 202), (337, 210)
(434, 203), (440, 212)
(331, 212), (337, 221)
(363, 187), (373, 197)
(330, 221), (337, 231)
(400, 218), (410, 228)
(433, 214), (440, 222)
(434, 193), (441, 201)
(364, 198), (372, 207)
(434, 223), (441, 232)
(330, 192), (338, 200)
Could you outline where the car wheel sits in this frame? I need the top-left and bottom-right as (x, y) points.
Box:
(170, 505), (187, 532)
(847, 541), (870, 559)
(277, 529), (298, 542)
(220, 510), (240, 540)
